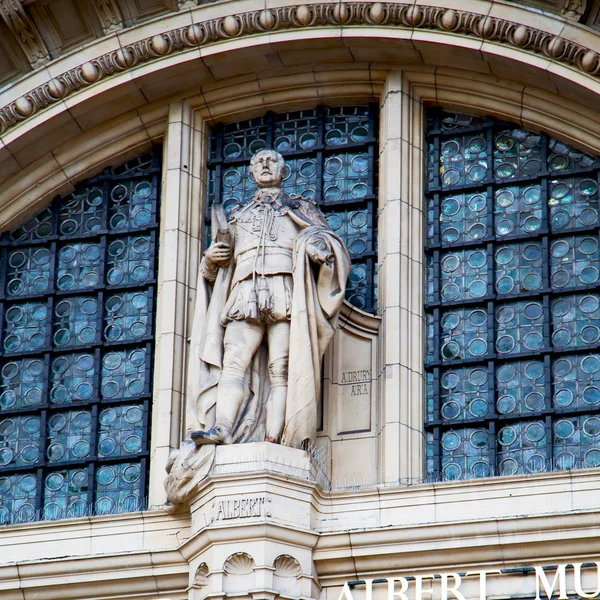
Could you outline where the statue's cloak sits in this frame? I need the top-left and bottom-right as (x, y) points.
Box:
(165, 200), (349, 504)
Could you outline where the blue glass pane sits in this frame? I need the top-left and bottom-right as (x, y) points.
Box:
(98, 405), (144, 458)
(53, 296), (98, 348)
(6, 247), (51, 297)
(104, 291), (150, 342)
(495, 301), (544, 355)
(495, 242), (543, 295)
(496, 360), (545, 416)
(43, 468), (89, 520)
(550, 235), (600, 290)
(282, 157), (317, 200)
(494, 184), (542, 237)
(59, 187), (104, 236)
(440, 249), (488, 302)
(497, 421), (548, 476)
(101, 348), (147, 400)
(432, 134), (488, 190)
(4, 302), (47, 353)
(345, 262), (369, 311)
(437, 192), (487, 245)
(440, 428), (491, 481)
(216, 118), (268, 162)
(57, 243), (101, 291)
(0, 415), (41, 468)
(95, 462), (142, 515)
(553, 414), (600, 470)
(552, 294), (600, 349)
(440, 307), (488, 361)
(549, 176), (599, 230)
(274, 110), (319, 152)
(493, 129), (542, 181)
(439, 366), (490, 422)
(9, 207), (53, 243)
(425, 313), (435, 364)
(106, 235), (152, 286)
(0, 473), (37, 524)
(326, 208), (370, 257)
(548, 138), (600, 174)
(552, 354), (600, 410)
(323, 153), (369, 204)
(46, 410), (92, 464)
(50, 353), (94, 404)
(324, 106), (369, 146)
(109, 180), (154, 231)
(0, 358), (44, 410)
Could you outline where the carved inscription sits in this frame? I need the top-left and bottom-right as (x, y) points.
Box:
(341, 369), (371, 397)
(215, 496), (266, 520)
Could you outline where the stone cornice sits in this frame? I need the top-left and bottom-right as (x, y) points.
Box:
(0, 1), (599, 136)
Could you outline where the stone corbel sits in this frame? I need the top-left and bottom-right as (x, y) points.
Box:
(0, 0), (50, 67)
(90, 0), (124, 34)
(562, 0), (587, 19)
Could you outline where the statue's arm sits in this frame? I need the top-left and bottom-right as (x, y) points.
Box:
(200, 240), (232, 283)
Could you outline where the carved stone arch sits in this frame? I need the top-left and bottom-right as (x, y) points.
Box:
(194, 562), (209, 587)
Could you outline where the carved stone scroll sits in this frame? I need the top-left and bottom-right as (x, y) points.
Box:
(90, 0), (124, 34)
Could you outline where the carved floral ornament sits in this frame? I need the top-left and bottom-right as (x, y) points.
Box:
(1, 2), (600, 135)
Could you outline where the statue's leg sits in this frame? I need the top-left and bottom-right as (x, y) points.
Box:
(215, 320), (265, 442)
(265, 321), (290, 443)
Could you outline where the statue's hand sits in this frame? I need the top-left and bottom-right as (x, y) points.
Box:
(306, 242), (334, 265)
(205, 242), (231, 266)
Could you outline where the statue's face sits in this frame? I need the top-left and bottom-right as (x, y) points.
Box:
(250, 150), (286, 188)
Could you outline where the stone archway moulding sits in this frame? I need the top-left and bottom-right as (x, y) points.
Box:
(2, 0), (600, 138)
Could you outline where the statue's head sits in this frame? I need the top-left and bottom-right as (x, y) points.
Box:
(250, 149), (287, 188)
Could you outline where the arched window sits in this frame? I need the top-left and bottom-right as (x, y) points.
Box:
(425, 109), (600, 481)
(0, 151), (161, 523)
(207, 105), (379, 313)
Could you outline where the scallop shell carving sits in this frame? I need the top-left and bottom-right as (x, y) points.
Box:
(224, 552), (255, 575)
(194, 563), (209, 586)
(273, 555), (302, 578)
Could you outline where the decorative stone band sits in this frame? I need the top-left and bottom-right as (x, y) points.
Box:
(1, 2), (600, 136)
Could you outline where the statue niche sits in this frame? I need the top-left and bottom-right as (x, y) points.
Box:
(165, 149), (350, 504)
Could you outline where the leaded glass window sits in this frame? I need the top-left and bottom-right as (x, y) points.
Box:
(0, 151), (160, 524)
(207, 106), (378, 313)
(425, 109), (600, 481)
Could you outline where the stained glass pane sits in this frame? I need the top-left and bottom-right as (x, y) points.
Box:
(426, 109), (600, 482)
(0, 151), (159, 524)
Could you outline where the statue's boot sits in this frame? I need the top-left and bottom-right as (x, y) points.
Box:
(190, 425), (230, 446)
(265, 385), (287, 443)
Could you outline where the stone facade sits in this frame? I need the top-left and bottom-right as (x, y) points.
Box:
(2, 1), (600, 599)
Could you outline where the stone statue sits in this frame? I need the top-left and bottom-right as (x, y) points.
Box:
(165, 149), (349, 504)
(186, 148), (350, 446)
(166, 150), (350, 504)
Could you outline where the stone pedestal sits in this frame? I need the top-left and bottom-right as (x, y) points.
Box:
(185, 443), (324, 600)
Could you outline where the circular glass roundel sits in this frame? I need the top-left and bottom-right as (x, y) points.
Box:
(582, 355), (600, 374)
(497, 364), (516, 383)
(585, 449), (600, 468)
(442, 140), (459, 157)
(525, 392), (544, 411)
(441, 401), (460, 420)
(441, 371), (460, 389)
(442, 198), (460, 216)
(499, 426), (517, 446)
(469, 368), (488, 386)
(496, 190), (515, 208)
(497, 395), (516, 414)
(495, 219), (515, 236)
(442, 431), (460, 450)
(555, 388), (573, 407)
